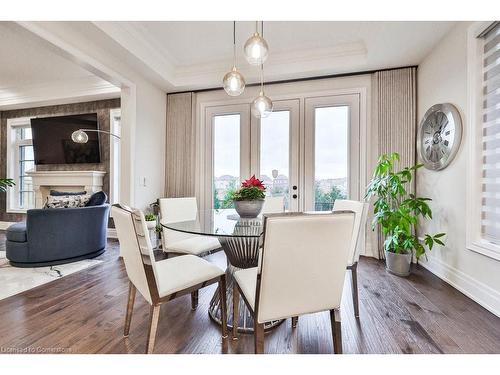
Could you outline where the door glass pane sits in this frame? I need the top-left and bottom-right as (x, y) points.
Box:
(213, 114), (240, 209)
(260, 111), (290, 209)
(314, 106), (349, 211)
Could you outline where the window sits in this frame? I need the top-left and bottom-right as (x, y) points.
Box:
(467, 22), (500, 260)
(6, 119), (35, 212)
(110, 108), (121, 204)
(481, 23), (500, 245)
(260, 110), (291, 209)
(213, 114), (240, 209)
(313, 106), (349, 211)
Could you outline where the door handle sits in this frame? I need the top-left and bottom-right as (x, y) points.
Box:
(292, 185), (297, 190)
(292, 194), (298, 199)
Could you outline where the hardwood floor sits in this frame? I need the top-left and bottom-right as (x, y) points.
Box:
(1, 232), (500, 354)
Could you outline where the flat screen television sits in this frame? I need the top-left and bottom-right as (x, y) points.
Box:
(31, 113), (101, 165)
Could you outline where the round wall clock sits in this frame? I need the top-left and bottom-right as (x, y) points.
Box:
(417, 103), (462, 170)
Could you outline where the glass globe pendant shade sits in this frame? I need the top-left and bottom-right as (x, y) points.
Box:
(71, 129), (89, 143)
(244, 32), (269, 65)
(251, 91), (273, 118)
(223, 66), (246, 96)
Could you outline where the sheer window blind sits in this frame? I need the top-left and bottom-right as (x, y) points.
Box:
(482, 22), (500, 243)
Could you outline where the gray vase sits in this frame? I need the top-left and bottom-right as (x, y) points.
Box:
(384, 250), (412, 277)
(234, 200), (264, 218)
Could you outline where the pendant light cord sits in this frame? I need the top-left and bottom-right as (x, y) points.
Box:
(233, 21), (236, 68)
(260, 21), (265, 93)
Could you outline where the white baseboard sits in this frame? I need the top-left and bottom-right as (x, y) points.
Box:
(0, 221), (15, 230)
(419, 255), (500, 318)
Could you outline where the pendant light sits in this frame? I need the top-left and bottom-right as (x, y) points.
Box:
(251, 63), (273, 118)
(223, 21), (246, 96)
(244, 21), (269, 66)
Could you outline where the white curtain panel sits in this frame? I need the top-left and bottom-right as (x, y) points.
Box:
(165, 92), (196, 198)
(371, 67), (417, 259)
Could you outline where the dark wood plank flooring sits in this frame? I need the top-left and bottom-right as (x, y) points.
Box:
(1, 231), (500, 354)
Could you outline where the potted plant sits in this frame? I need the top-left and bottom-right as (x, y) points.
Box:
(365, 153), (445, 276)
(0, 178), (15, 192)
(144, 213), (157, 230)
(226, 175), (266, 218)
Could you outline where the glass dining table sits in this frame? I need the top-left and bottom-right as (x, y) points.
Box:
(161, 208), (283, 333)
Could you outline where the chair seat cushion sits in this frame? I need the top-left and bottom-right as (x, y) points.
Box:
(155, 255), (224, 297)
(6, 222), (27, 242)
(234, 267), (258, 310)
(165, 236), (221, 255)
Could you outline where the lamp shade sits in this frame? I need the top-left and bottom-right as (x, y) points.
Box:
(244, 32), (269, 66)
(223, 67), (246, 96)
(251, 91), (273, 118)
(71, 129), (89, 144)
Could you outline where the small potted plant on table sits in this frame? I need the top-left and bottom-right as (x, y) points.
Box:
(365, 153), (445, 276)
(144, 213), (157, 230)
(227, 175), (266, 218)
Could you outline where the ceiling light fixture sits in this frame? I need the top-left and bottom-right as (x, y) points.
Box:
(223, 21), (246, 96)
(251, 62), (273, 118)
(244, 21), (269, 66)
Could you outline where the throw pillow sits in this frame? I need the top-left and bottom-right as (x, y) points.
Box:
(85, 191), (108, 206)
(44, 194), (91, 209)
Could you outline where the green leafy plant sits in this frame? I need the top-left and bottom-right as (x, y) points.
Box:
(145, 213), (157, 221)
(0, 178), (15, 193)
(365, 153), (445, 259)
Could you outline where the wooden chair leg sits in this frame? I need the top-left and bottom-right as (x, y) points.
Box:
(146, 304), (161, 354)
(254, 322), (265, 354)
(219, 275), (228, 339)
(351, 262), (360, 318)
(124, 282), (136, 337)
(291, 316), (298, 328)
(232, 283), (240, 339)
(191, 290), (199, 310)
(329, 309), (342, 354)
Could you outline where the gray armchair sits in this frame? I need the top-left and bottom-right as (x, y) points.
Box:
(6, 204), (110, 267)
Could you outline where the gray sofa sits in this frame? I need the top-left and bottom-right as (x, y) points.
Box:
(5, 203), (110, 267)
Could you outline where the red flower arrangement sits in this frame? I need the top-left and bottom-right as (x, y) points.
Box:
(241, 175), (266, 191)
(225, 175), (267, 203)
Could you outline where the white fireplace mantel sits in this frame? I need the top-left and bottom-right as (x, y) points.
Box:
(26, 170), (106, 208)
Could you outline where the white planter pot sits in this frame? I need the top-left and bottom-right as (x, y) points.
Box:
(146, 220), (156, 230)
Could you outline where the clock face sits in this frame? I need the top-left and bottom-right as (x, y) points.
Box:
(418, 103), (462, 170)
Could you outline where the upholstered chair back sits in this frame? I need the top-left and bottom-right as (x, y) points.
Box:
(159, 197), (198, 246)
(261, 196), (285, 214)
(112, 205), (158, 304)
(333, 200), (368, 265)
(257, 212), (355, 323)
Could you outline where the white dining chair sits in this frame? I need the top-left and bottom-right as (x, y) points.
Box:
(159, 197), (221, 257)
(261, 196), (285, 214)
(112, 204), (228, 354)
(333, 200), (369, 318)
(232, 211), (355, 354)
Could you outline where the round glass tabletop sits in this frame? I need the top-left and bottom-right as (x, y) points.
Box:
(161, 209), (264, 238)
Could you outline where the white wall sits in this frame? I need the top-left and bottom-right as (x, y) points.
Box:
(417, 22), (500, 316)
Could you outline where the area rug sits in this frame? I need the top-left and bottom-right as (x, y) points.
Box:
(0, 250), (102, 300)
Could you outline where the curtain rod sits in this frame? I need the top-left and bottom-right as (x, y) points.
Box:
(168, 65), (418, 95)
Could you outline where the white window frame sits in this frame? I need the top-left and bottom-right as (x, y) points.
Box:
(6, 117), (35, 213)
(466, 21), (500, 261)
(109, 108), (122, 205)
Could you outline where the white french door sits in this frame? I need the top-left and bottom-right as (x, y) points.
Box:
(203, 94), (360, 212)
(251, 99), (300, 212)
(304, 94), (360, 211)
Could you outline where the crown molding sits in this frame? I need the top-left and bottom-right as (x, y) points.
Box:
(91, 22), (368, 91)
(0, 76), (120, 111)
